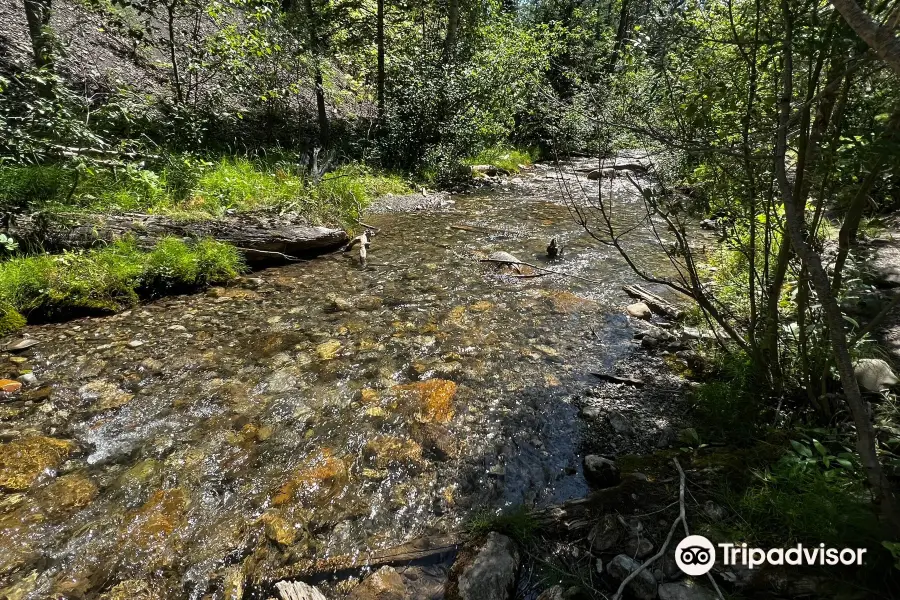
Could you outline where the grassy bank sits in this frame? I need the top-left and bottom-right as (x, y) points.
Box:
(0, 237), (244, 334)
(0, 157), (410, 225)
(463, 145), (539, 174)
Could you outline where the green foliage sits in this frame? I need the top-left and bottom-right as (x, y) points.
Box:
(464, 146), (539, 174)
(691, 352), (762, 444)
(0, 165), (74, 212)
(467, 505), (538, 545)
(0, 237), (243, 320)
(727, 445), (878, 547)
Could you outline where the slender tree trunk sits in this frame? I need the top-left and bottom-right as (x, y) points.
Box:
(165, 2), (184, 105)
(779, 0), (899, 531)
(443, 0), (459, 63)
(22, 0), (52, 68)
(377, 0), (385, 119)
(606, 0), (631, 73)
(303, 0), (329, 148)
(829, 0), (900, 77)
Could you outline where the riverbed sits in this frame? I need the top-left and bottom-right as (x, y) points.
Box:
(0, 160), (673, 599)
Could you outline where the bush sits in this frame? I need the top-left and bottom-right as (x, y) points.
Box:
(0, 237), (243, 320)
(692, 352), (762, 444)
(0, 165), (74, 212)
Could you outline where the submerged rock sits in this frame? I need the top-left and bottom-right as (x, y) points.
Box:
(607, 554), (657, 600)
(78, 379), (134, 410)
(122, 488), (189, 548)
(41, 471), (98, 517)
(454, 532), (520, 600)
(393, 379), (458, 423)
(364, 436), (423, 468)
(0, 436), (75, 490)
(348, 566), (406, 600)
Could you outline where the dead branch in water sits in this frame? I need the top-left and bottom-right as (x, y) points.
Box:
(478, 258), (606, 285)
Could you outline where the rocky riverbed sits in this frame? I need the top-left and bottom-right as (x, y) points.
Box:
(0, 160), (712, 600)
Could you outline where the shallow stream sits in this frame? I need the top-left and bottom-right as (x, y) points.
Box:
(0, 161), (672, 599)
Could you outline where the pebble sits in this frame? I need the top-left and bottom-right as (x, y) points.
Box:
(127, 340), (145, 348)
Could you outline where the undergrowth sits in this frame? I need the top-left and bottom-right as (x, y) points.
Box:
(0, 237), (243, 326)
(464, 145), (539, 174)
(467, 505), (538, 545)
(0, 156), (410, 225)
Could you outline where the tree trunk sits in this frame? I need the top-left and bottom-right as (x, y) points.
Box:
(165, 1), (184, 105)
(303, 0), (329, 148)
(829, 0), (900, 77)
(9, 212), (349, 263)
(443, 0), (459, 63)
(377, 0), (385, 119)
(778, 0), (899, 532)
(606, 0), (631, 73)
(22, 0), (52, 68)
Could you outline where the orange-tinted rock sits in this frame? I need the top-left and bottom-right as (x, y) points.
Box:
(0, 379), (21, 393)
(123, 488), (189, 547)
(42, 472), (98, 517)
(273, 449), (348, 506)
(394, 379), (457, 423)
(364, 436), (423, 468)
(0, 436), (75, 491)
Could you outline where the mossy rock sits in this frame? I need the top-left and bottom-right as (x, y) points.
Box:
(0, 436), (75, 491)
(0, 303), (26, 336)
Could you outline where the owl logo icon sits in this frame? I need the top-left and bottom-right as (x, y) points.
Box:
(675, 535), (716, 576)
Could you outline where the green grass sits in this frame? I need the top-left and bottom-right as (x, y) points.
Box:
(464, 145), (539, 174)
(467, 505), (538, 545)
(0, 157), (411, 225)
(0, 237), (243, 326)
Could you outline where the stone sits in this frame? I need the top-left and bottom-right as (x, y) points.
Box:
(0, 436), (74, 490)
(0, 379), (21, 393)
(589, 514), (621, 552)
(658, 581), (718, 600)
(656, 426), (677, 448)
(123, 488), (189, 548)
(223, 565), (245, 600)
(580, 405), (602, 420)
(456, 532), (520, 600)
(16, 373), (36, 386)
(348, 566), (406, 600)
(275, 580), (327, 600)
(78, 380), (134, 410)
(536, 586), (565, 600)
(4, 338), (39, 352)
(128, 340), (145, 348)
(259, 512), (297, 546)
(624, 536), (654, 558)
(393, 379), (457, 423)
(41, 472), (98, 516)
(853, 358), (899, 392)
(326, 294), (353, 312)
(583, 455), (620, 488)
(606, 555), (657, 600)
(608, 411), (633, 435)
(364, 436), (423, 467)
(316, 340), (343, 360)
(626, 302), (652, 320)
(703, 500), (726, 521)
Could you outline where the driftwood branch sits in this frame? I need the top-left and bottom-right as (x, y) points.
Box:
(478, 258), (606, 285)
(622, 284), (684, 318)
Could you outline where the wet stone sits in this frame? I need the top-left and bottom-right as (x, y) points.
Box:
(0, 436), (75, 491)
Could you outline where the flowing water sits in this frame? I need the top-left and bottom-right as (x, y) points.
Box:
(0, 162), (672, 599)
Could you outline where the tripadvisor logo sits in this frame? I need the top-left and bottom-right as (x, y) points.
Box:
(675, 535), (868, 576)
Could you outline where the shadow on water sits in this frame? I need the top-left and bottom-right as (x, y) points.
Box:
(0, 162), (673, 599)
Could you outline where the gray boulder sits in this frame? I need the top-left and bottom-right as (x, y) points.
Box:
(607, 554), (657, 600)
(456, 532), (520, 600)
(853, 358), (898, 392)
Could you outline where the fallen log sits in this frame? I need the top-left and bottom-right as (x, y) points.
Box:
(9, 212), (349, 264)
(622, 284), (683, 319)
(266, 533), (463, 583)
(584, 163), (650, 180)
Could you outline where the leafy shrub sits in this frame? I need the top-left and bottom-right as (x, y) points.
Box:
(0, 165), (74, 212)
(692, 352), (762, 444)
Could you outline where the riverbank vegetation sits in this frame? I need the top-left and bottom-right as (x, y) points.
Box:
(3, 0), (900, 594)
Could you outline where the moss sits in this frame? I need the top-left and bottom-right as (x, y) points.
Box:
(0, 302), (26, 336)
(0, 237), (244, 323)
